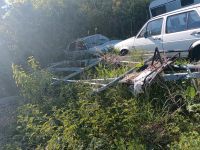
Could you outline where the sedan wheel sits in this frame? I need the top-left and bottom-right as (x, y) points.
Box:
(120, 49), (128, 56)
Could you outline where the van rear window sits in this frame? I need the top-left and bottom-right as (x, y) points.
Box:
(181, 0), (194, 7)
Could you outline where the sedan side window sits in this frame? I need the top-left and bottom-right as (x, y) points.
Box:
(69, 42), (76, 51)
(166, 13), (187, 33)
(146, 18), (163, 36)
(188, 11), (200, 29)
(77, 41), (87, 50)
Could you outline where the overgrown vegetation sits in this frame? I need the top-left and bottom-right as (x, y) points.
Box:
(3, 57), (200, 149)
(1, 0), (200, 149)
(85, 63), (131, 79)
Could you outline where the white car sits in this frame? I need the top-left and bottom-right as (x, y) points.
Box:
(115, 4), (200, 60)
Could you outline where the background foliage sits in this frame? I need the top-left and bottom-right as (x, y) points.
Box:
(0, 0), (151, 98)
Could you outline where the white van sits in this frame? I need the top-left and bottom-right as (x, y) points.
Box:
(115, 4), (200, 60)
(149, 0), (200, 17)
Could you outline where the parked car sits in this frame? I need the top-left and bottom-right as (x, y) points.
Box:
(115, 4), (200, 60)
(67, 34), (121, 54)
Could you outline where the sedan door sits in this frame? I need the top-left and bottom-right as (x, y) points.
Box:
(134, 18), (164, 52)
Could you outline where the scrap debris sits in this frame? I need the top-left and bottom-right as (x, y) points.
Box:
(49, 48), (200, 96)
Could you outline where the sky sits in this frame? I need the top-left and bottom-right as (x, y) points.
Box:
(0, 1), (5, 6)
(0, 0), (10, 19)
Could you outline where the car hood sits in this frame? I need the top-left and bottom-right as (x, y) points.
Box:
(114, 37), (136, 50)
(89, 40), (122, 52)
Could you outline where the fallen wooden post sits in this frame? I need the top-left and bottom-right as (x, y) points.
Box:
(146, 53), (179, 86)
(120, 52), (179, 95)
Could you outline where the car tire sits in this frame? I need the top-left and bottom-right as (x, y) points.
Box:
(120, 49), (128, 56)
(189, 45), (200, 62)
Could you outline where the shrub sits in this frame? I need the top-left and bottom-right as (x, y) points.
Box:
(171, 131), (200, 149)
(5, 57), (200, 149)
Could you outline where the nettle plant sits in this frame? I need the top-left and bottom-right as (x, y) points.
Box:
(12, 56), (53, 104)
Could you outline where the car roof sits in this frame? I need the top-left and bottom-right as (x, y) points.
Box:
(151, 3), (200, 20)
(78, 34), (105, 41)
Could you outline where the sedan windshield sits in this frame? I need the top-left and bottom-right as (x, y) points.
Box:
(83, 35), (110, 48)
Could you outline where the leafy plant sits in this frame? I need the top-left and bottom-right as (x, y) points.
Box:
(171, 131), (200, 150)
(5, 57), (200, 149)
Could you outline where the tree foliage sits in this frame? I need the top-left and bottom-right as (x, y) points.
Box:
(1, 0), (151, 64)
